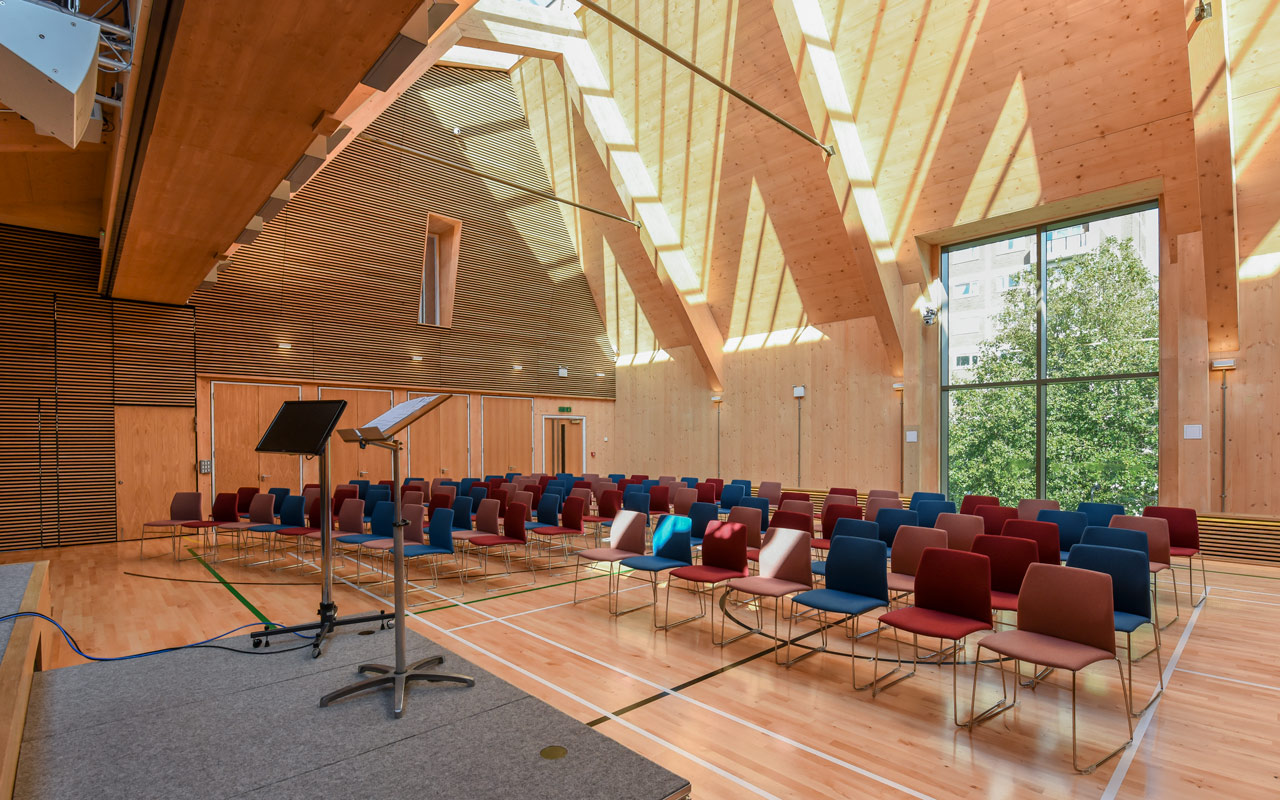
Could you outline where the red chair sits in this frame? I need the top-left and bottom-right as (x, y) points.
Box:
(959, 494), (1000, 516)
(725, 528), (812, 657)
(490, 488), (509, 517)
(971, 534), (1036, 615)
(694, 482), (716, 504)
(537, 475), (552, 489)
(705, 478), (724, 501)
(141, 491), (203, 561)
(970, 564), (1133, 773)
(873, 548), (994, 724)
(428, 492), (452, 520)
(616, 478), (634, 493)
(181, 492), (237, 557)
(887, 526), (947, 597)
(814, 502), (862, 552)
(235, 486), (260, 519)
(630, 474), (649, 482)
(533, 496), (586, 562)
(666, 521), (748, 633)
(573, 480), (591, 490)
(974, 505), (1017, 535)
(824, 487), (858, 512)
(757, 481), (783, 506)
(1001, 519), (1060, 564)
(1143, 506), (1204, 606)
(766, 509), (813, 535)
(648, 485), (670, 514)
(779, 491), (810, 506)
(469, 502), (535, 591)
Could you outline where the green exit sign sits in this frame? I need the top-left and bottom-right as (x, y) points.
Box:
(558, 406), (572, 413)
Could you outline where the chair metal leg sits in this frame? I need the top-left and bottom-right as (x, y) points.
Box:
(966, 644), (1014, 727)
(656, 577), (707, 631)
(1071, 660), (1133, 774)
(1124, 627), (1164, 716)
(871, 627), (914, 696)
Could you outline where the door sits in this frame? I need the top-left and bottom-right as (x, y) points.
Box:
(320, 387), (394, 484)
(408, 392), (469, 480)
(211, 382), (303, 495)
(482, 396), (533, 476)
(543, 416), (585, 475)
(115, 406), (196, 540)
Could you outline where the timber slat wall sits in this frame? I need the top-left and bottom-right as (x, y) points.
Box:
(0, 224), (196, 551)
(191, 66), (615, 398)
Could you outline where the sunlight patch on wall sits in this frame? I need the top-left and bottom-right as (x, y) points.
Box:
(615, 349), (673, 367)
(1238, 219), (1280, 280)
(956, 70), (1041, 225)
(601, 235), (663, 357)
(724, 325), (827, 352)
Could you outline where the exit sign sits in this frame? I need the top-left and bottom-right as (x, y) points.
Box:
(558, 406), (572, 413)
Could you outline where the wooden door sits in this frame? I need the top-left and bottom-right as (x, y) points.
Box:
(543, 417), (585, 475)
(211, 382), (303, 496)
(115, 406), (196, 540)
(257, 384), (302, 491)
(562, 418), (584, 474)
(482, 396), (533, 476)
(320, 387), (394, 484)
(408, 393), (469, 480)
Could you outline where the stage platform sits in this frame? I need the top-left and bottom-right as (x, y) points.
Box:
(14, 620), (690, 800)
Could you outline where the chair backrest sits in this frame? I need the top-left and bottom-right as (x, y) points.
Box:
(1065, 543), (1150, 621)
(867, 489), (900, 500)
(511, 491), (534, 518)
(608, 473), (626, 483)
(727, 505), (763, 548)
(503, 502), (530, 543)
(1016, 564), (1116, 655)
(908, 491), (945, 510)
(560, 496), (585, 532)
(824, 536), (888, 601)
(1001, 519), (1061, 564)
(539, 475), (553, 488)
(245, 494), (276, 524)
(402, 490), (424, 507)
(337, 498), (365, 534)
(825, 487), (858, 511)
(652, 514), (693, 564)
(630, 474), (649, 482)
(569, 488), (592, 506)
(535, 493), (560, 526)
(779, 499), (814, 519)
(499, 482), (517, 496)
(672, 487), (698, 516)
(705, 478), (725, 500)
(719, 483), (746, 510)
(170, 491), (203, 521)
(689, 502), (719, 540)
(768, 509), (813, 534)
(889, 525), (948, 576)
(598, 489), (623, 518)
(915, 500), (956, 528)
(730, 479), (753, 490)
(1038, 509), (1089, 551)
(406, 481), (429, 497)
(657, 475), (676, 485)
(403, 503), (425, 545)
(429, 478), (447, 497)
(830, 517), (879, 542)
(755, 527), (812, 587)
(429, 492), (452, 518)
(971, 534), (1036, 595)
(364, 485), (391, 516)
(301, 487), (321, 513)
(475, 498), (501, 535)
(426, 508), (455, 551)
(331, 487), (358, 517)
(757, 481), (783, 506)
(779, 491), (810, 506)
(864, 496), (903, 522)
(266, 487), (290, 513)
(469, 486), (488, 506)
(874, 508), (918, 548)
(1112, 514), (1170, 566)
(622, 492), (650, 521)
(1077, 501), (1126, 528)
(974, 505), (1017, 535)
(1143, 505), (1199, 551)
(694, 482), (716, 504)
(1017, 498), (1059, 520)
(305, 495), (324, 528)
(641, 479), (659, 491)
(606, 510), (647, 554)
(278, 495), (306, 527)
(934, 512), (983, 551)
(350, 479), (370, 498)
(451, 496), (474, 530)
(649, 485), (670, 513)
(622, 482), (646, 497)
(912, 548), (993, 629)
(1079, 525), (1148, 559)
(235, 486), (260, 513)
(819, 502), (863, 539)
(738, 497), (769, 534)
(369, 501), (395, 538)
(435, 485), (457, 503)
(958, 494), (999, 516)
(700, 521), (748, 576)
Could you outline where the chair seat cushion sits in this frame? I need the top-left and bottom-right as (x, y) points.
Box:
(979, 629), (1113, 672)
(336, 533), (380, 545)
(811, 560), (827, 576)
(886, 572), (915, 593)
(249, 524), (288, 533)
(217, 522), (256, 531)
(670, 564), (744, 583)
(359, 539), (395, 550)
(582, 516), (611, 524)
(1149, 561), (1168, 574)
(525, 522), (551, 531)
(450, 526), (474, 533)
(727, 575), (810, 597)
(1170, 546), (1199, 558)
(577, 547), (637, 563)
(1114, 610), (1150, 633)
(1060, 550), (1071, 563)
(810, 538), (830, 551)
(404, 544), (451, 558)
(276, 527), (316, 538)
(533, 526), (583, 536)
(620, 555), (688, 573)
(453, 530), (482, 542)
(792, 588), (886, 617)
(991, 590), (1019, 612)
(470, 535), (523, 547)
(145, 519), (196, 528)
(880, 607), (990, 640)
(746, 547), (760, 562)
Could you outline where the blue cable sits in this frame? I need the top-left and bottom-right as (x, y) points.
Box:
(0, 612), (307, 662)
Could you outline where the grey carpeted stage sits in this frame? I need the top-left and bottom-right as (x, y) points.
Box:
(0, 562), (35, 657)
(15, 621), (690, 800)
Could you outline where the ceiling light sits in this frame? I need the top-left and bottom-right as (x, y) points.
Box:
(411, 355), (423, 362)
(558, 367), (568, 377)
(596, 372), (606, 377)
(513, 365), (523, 371)
(278, 342), (292, 349)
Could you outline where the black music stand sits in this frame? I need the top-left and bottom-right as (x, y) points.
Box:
(318, 394), (475, 718)
(249, 400), (394, 657)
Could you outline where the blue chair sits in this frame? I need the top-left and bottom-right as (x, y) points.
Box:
(688, 502), (719, 546)
(719, 483), (746, 512)
(874, 508), (918, 552)
(814, 518), (880, 576)
(403, 476), (425, 486)
(338, 500), (392, 548)
(363, 486), (391, 523)
(483, 474), (503, 483)
(450, 496), (474, 532)
(1065, 543), (1164, 715)
(622, 491), (651, 526)
(468, 486), (488, 509)
(1039, 509), (1090, 561)
(556, 473), (574, 484)
(739, 497), (770, 532)
(619, 514), (693, 625)
(730, 479), (753, 491)
(458, 478), (478, 497)
(908, 491), (946, 510)
(546, 480), (568, 494)
(1078, 502), (1126, 528)
(266, 487), (290, 515)
(680, 477), (699, 488)
(506, 472), (520, 481)
(915, 500), (955, 528)
(1080, 526), (1149, 559)
(623, 483), (648, 497)
(608, 473), (626, 483)
(350, 479), (371, 499)
(526, 493), (560, 531)
(641, 479), (659, 490)
(791, 536), (889, 685)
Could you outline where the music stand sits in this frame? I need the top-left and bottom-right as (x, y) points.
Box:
(249, 400), (396, 656)
(319, 394), (475, 717)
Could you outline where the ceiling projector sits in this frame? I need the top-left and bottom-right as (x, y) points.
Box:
(0, 0), (101, 148)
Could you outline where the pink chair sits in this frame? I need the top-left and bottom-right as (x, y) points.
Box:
(960, 494), (1000, 516)
(1017, 498), (1060, 520)
(724, 527), (812, 658)
(470, 502), (536, 591)
(757, 481), (783, 506)
(864, 496), (903, 523)
(1143, 506), (1205, 607)
(935, 512), (983, 552)
(779, 499), (814, 520)
(887, 526), (948, 597)
(824, 487), (858, 512)
(142, 491), (203, 560)
(867, 489), (901, 501)
(574, 510), (647, 612)
(671, 487), (698, 516)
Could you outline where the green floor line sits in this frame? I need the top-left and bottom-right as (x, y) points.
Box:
(188, 548), (275, 627)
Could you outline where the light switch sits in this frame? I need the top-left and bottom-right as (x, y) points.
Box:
(1183, 424), (1203, 440)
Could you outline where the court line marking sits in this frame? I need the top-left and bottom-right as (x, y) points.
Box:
(189, 548), (274, 626)
(324, 552), (937, 800)
(1174, 667), (1280, 693)
(1202, 593), (1280, 607)
(1205, 583), (1280, 598)
(446, 585), (648, 631)
(1100, 588), (1208, 800)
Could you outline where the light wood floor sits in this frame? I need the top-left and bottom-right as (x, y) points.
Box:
(2, 535), (1277, 799)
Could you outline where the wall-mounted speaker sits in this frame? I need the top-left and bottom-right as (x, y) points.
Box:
(0, 1), (101, 148)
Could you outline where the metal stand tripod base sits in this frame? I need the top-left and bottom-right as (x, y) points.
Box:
(318, 655), (476, 718)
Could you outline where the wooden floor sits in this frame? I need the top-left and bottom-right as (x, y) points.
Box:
(2, 535), (1277, 799)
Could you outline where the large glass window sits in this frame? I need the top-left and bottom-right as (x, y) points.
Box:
(942, 204), (1159, 513)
